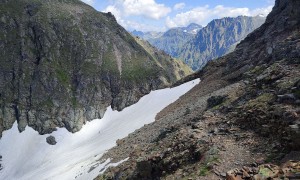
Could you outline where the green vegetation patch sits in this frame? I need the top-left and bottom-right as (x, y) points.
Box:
(198, 147), (220, 176)
(207, 95), (227, 109)
(199, 165), (210, 176)
(246, 93), (275, 108)
(121, 55), (157, 82)
(101, 46), (119, 74)
(259, 167), (271, 177)
(71, 96), (78, 108)
(55, 68), (70, 87)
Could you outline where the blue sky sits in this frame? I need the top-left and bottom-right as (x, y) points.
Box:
(82, 0), (275, 32)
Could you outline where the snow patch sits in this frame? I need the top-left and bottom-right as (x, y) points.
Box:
(0, 79), (200, 180)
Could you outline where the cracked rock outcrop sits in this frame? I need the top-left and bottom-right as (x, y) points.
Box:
(0, 0), (191, 136)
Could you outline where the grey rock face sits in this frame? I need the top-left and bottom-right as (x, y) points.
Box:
(137, 23), (202, 58)
(0, 0), (190, 137)
(0, 155), (2, 171)
(207, 95), (227, 109)
(179, 16), (266, 70)
(46, 135), (57, 145)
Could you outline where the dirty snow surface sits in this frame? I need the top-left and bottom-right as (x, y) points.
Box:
(0, 79), (200, 180)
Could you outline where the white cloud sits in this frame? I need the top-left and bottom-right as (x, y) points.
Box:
(102, 1), (273, 32)
(80, 0), (95, 6)
(250, 6), (273, 17)
(103, 10), (166, 32)
(120, 19), (166, 32)
(104, 0), (171, 20)
(103, 0), (171, 31)
(174, 3), (185, 10)
(166, 5), (273, 28)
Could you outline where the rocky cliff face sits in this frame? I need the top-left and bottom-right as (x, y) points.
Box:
(0, 0), (191, 136)
(134, 36), (192, 79)
(179, 16), (265, 70)
(96, 0), (300, 179)
(196, 0), (299, 81)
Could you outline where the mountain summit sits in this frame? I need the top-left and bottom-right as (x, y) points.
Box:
(144, 23), (202, 58)
(184, 23), (203, 34)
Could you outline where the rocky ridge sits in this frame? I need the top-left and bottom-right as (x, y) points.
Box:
(133, 36), (192, 79)
(131, 30), (164, 41)
(179, 15), (265, 70)
(132, 23), (202, 59)
(134, 16), (265, 71)
(0, 0), (191, 136)
(96, 0), (300, 179)
(146, 23), (203, 58)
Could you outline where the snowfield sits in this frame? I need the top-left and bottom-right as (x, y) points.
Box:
(0, 79), (200, 180)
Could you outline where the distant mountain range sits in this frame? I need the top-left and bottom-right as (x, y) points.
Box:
(132, 16), (265, 70)
(179, 15), (266, 70)
(131, 30), (164, 41)
(173, 23), (203, 35)
(132, 23), (202, 58)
